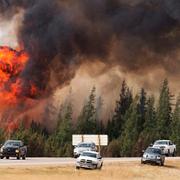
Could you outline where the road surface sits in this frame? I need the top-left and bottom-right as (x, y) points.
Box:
(0, 157), (179, 166)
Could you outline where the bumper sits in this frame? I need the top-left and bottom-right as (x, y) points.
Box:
(141, 158), (161, 164)
(0, 152), (20, 157)
(76, 162), (97, 169)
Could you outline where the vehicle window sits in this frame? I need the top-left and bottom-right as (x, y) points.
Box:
(4, 141), (21, 147)
(155, 141), (168, 145)
(81, 152), (97, 158)
(78, 143), (91, 148)
(145, 148), (161, 154)
(169, 141), (173, 145)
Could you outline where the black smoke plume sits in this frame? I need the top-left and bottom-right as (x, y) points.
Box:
(0, 0), (180, 98)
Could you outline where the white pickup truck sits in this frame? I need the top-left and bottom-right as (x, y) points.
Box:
(76, 151), (103, 169)
(152, 140), (176, 156)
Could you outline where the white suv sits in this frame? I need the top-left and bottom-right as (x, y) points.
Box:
(73, 142), (96, 158)
(152, 140), (176, 156)
(76, 151), (103, 169)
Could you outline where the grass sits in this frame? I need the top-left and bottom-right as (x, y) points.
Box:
(0, 160), (179, 180)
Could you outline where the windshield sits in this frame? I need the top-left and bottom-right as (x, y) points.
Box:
(78, 143), (92, 148)
(4, 141), (21, 147)
(155, 141), (168, 145)
(81, 152), (97, 158)
(145, 148), (161, 154)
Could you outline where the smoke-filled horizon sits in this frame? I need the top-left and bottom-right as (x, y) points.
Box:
(0, 0), (179, 130)
(0, 0), (179, 97)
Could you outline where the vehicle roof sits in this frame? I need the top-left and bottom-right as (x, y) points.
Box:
(78, 142), (95, 144)
(5, 140), (22, 142)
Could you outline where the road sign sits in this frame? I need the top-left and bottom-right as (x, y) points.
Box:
(72, 134), (108, 146)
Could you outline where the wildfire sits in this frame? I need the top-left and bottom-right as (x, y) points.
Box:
(0, 46), (41, 132)
(0, 46), (37, 106)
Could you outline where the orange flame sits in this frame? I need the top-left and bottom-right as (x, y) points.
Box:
(0, 46), (29, 106)
(0, 46), (41, 132)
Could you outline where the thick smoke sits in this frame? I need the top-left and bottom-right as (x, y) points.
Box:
(0, 0), (180, 98)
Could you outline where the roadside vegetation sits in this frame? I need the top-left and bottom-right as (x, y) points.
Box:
(0, 79), (179, 157)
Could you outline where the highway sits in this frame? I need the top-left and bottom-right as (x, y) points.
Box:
(0, 157), (179, 166)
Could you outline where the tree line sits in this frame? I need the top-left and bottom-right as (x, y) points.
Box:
(0, 79), (179, 157)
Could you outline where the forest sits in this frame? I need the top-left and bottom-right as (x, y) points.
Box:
(0, 79), (179, 157)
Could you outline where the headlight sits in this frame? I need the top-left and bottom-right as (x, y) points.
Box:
(92, 161), (98, 164)
(0, 148), (3, 152)
(143, 154), (146, 158)
(156, 156), (161, 159)
(15, 149), (19, 153)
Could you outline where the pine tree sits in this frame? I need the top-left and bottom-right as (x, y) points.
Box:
(45, 101), (73, 157)
(76, 86), (97, 134)
(136, 88), (147, 134)
(120, 96), (139, 157)
(156, 79), (172, 139)
(170, 95), (180, 155)
(10, 120), (28, 143)
(10, 120), (46, 157)
(96, 96), (105, 133)
(0, 128), (5, 144)
(56, 102), (73, 145)
(109, 80), (132, 140)
(106, 119), (114, 139)
(107, 139), (121, 157)
(134, 96), (156, 156)
(27, 132), (45, 157)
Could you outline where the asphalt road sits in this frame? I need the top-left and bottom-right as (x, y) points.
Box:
(0, 157), (179, 166)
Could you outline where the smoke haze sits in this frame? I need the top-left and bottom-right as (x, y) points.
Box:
(0, 0), (179, 127)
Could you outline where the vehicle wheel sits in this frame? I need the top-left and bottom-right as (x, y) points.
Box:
(172, 150), (176, 157)
(141, 159), (144, 164)
(167, 149), (170, 157)
(99, 163), (103, 170)
(22, 155), (26, 160)
(76, 166), (80, 169)
(160, 161), (164, 166)
(17, 156), (20, 160)
(6, 156), (9, 159)
(0, 156), (4, 159)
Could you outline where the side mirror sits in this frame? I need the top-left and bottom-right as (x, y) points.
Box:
(142, 150), (145, 153)
(149, 143), (153, 147)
